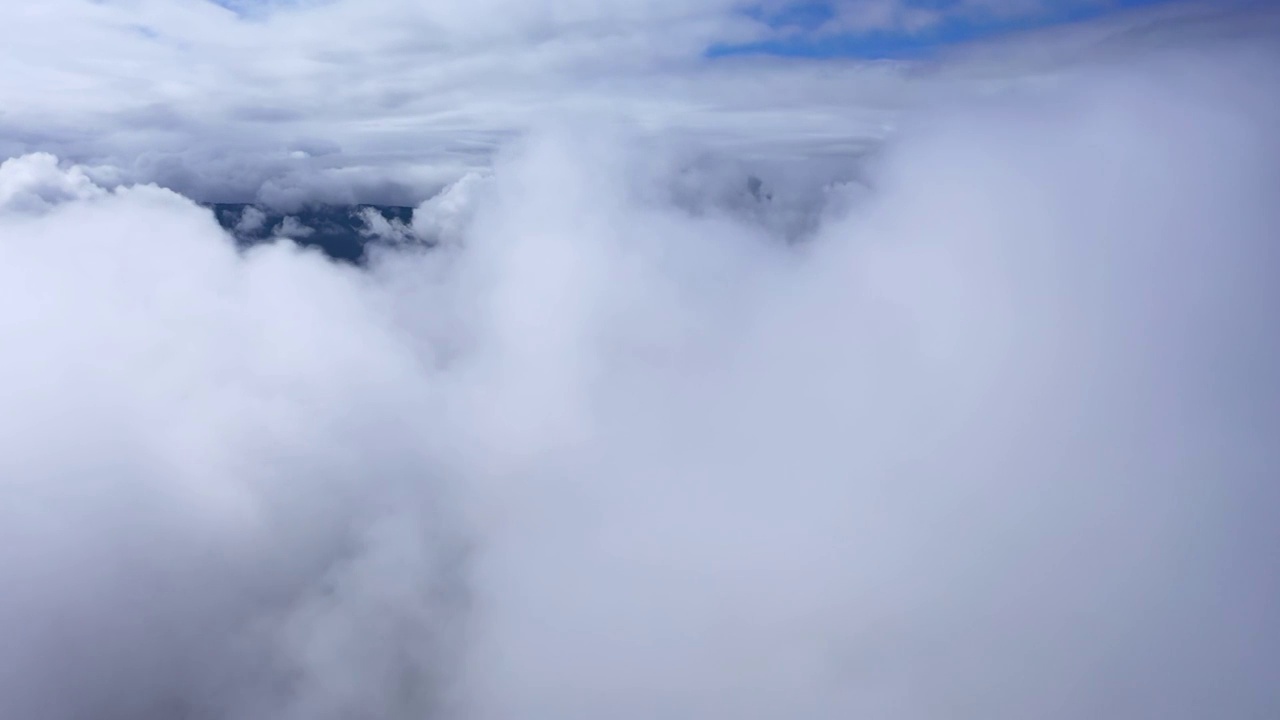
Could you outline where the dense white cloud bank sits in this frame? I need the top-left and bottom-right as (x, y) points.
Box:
(2, 28), (1279, 720)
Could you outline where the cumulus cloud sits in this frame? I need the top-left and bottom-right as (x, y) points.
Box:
(2, 28), (1279, 720)
(408, 171), (492, 247)
(272, 215), (316, 239)
(0, 153), (107, 213)
(0, 177), (463, 719)
(234, 205), (267, 234)
(358, 207), (417, 244)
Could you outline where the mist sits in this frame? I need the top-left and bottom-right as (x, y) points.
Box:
(2, 37), (1279, 720)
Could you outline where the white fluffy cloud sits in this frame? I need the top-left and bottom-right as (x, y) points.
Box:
(2, 24), (1279, 719)
(0, 153), (107, 213)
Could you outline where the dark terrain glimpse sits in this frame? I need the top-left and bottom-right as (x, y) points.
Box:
(211, 203), (417, 262)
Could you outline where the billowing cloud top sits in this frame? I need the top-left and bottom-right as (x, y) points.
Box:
(2, 2), (1280, 720)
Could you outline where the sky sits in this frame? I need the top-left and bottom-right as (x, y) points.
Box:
(713, 0), (1185, 57)
(204, 0), (1189, 59)
(2, 2), (1280, 720)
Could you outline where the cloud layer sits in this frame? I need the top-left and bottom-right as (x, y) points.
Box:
(3, 24), (1280, 719)
(4, 0), (1275, 206)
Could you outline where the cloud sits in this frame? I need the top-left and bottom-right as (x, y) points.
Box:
(409, 171), (492, 247)
(3, 0), (1269, 206)
(273, 214), (316, 238)
(2, 30), (1279, 720)
(0, 153), (107, 213)
(0, 175), (465, 719)
(357, 206), (417, 244)
(234, 204), (267, 233)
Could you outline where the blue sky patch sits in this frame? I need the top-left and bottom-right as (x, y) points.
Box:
(709, 0), (1182, 59)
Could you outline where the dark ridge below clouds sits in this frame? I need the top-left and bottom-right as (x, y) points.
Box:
(211, 203), (418, 263)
